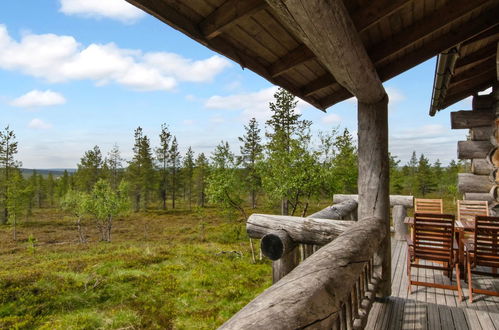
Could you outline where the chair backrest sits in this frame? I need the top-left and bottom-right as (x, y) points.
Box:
(413, 213), (455, 264)
(474, 215), (499, 269)
(414, 198), (443, 214)
(457, 200), (489, 222)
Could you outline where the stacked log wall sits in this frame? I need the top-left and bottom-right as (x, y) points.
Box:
(454, 89), (499, 215)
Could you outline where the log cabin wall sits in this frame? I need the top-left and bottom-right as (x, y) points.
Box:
(455, 89), (499, 213)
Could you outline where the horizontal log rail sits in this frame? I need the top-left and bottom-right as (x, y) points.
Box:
(220, 217), (386, 329)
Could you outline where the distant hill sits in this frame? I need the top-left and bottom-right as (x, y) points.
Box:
(20, 168), (76, 178)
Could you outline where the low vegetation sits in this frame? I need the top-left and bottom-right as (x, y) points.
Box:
(0, 206), (275, 329)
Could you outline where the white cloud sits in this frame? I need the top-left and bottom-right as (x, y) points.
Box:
(28, 118), (53, 130)
(321, 113), (341, 124)
(0, 25), (230, 92)
(11, 90), (66, 108)
(205, 86), (312, 121)
(59, 0), (145, 23)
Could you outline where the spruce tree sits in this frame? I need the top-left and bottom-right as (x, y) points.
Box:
(330, 128), (358, 194)
(239, 118), (262, 208)
(183, 147), (195, 209)
(193, 153), (209, 207)
(106, 144), (123, 189)
(0, 126), (21, 224)
(75, 145), (103, 191)
(169, 137), (181, 209)
(416, 154), (435, 196)
(155, 124), (171, 210)
(127, 127), (155, 211)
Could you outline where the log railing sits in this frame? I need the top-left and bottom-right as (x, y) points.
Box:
(220, 217), (386, 329)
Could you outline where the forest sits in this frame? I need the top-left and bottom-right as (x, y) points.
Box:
(0, 88), (467, 328)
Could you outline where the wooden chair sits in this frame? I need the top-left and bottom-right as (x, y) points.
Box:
(406, 213), (462, 300)
(457, 200), (489, 222)
(414, 198), (443, 214)
(464, 215), (499, 302)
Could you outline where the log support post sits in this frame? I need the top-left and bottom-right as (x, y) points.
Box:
(358, 94), (391, 297)
(392, 205), (408, 241)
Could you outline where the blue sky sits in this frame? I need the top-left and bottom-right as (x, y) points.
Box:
(0, 0), (473, 168)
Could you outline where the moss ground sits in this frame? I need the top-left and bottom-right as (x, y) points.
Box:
(0, 204), (287, 329)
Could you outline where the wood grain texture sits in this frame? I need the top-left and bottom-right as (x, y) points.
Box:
(246, 214), (355, 245)
(357, 95), (391, 297)
(220, 217), (386, 329)
(333, 194), (413, 207)
(457, 140), (493, 159)
(451, 110), (494, 129)
(458, 173), (494, 193)
(266, 0), (385, 104)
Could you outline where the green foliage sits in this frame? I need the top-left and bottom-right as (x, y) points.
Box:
(75, 145), (103, 192)
(156, 123), (171, 210)
(84, 180), (130, 242)
(206, 141), (246, 220)
(0, 126), (21, 225)
(127, 127), (156, 211)
(193, 153), (209, 207)
(182, 147), (195, 209)
(239, 118), (263, 208)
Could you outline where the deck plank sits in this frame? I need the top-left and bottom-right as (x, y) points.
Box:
(365, 239), (498, 329)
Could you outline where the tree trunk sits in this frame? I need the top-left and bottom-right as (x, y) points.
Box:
(281, 199), (288, 215)
(357, 95), (391, 297)
(251, 190), (256, 209)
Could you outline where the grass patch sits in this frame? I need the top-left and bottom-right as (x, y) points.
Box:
(0, 206), (280, 329)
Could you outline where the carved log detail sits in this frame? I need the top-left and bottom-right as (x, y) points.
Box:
(261, 230), (297, 260)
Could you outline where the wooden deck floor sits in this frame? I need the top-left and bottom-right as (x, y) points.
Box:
(366, 239), (499, 330)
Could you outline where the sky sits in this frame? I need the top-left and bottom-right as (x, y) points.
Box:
(0, 0), (475, 169)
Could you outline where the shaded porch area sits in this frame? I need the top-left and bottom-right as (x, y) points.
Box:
(367, 239), (499, 329)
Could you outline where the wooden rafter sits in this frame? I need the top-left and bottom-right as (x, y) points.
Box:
(456, 43), (498, 70)
(199, 0), (266, 40)
(453, 57), (496, 80)
(266, 0), (385, 103)
(369, 0), (490, 65)
(443, 71), (496, 107)
(264, 0), (411, 86)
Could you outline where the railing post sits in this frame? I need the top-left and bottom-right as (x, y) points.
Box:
(357, 94), (391, 297)
(393, 205), (408, 241)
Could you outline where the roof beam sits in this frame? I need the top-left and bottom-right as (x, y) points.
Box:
(266, 0), (385, 104)
(443, 80), (494, 109)
(450, 60), (496, 88)
(378, 9), (499, 83)
(443, 70), (496, 106)
(265, 0), (410, 84)
(456, 43), (497, 70)
(369, 0), (490, 65)
(269, 44), (314, 77)
(461, 24), (499, 48)
(199, 0), (267, 40)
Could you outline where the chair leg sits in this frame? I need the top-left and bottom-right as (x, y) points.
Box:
(456, 264), (463, 302)
(466, 255), (473, 303)
(406, 249), (412, 294)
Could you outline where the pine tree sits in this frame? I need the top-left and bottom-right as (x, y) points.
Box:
(46, 172), (55, 207)
(169, 136), (181, 209)
(7, 170), (28, 240)
(155, 124), (171, 210)
(183, 147), (195, 209)
(0, 126), (21, 224)
(239, 118), (262, 208)
(75, 145), (103, 191)
(193, 153), (209, 207)
(261, 88), (313, 215)
(127, 127), (155, 211)
(403, 151), (418, 195)
(330, 128), (358, 194)
(416, 154), (435, 196)
(107, 144), (124, 189)
(389, 153), (403, 194)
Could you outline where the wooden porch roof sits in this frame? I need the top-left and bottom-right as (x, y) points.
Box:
(126, 0), (498, 111)
(430, 27), (499, 116)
